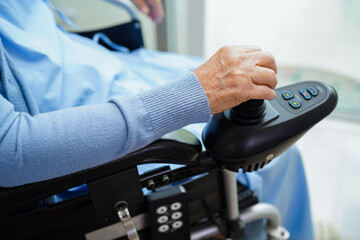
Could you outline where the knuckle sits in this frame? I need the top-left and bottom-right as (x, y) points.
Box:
(264, 51), (276, 65)
(248, 82), (258, 94)
(218, 45), (236, 66)
(263, 50), (274, 59)
(219, 45), (233, 58)
(250, 68), (257, 82)
(244, 45), (262, 52)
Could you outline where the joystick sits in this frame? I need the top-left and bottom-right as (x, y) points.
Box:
(202, 81), (337, 172)
(230, 100), (266, 125)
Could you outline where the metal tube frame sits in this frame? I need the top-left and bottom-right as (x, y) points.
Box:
(222, 169), (240, 221)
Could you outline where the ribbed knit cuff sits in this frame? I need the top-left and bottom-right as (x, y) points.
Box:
(139, 71), (211, 137)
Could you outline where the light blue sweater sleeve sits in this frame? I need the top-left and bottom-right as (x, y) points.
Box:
(0, 72), (210, 187)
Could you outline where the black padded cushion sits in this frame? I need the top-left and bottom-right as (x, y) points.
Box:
(0, 129), (201, 216)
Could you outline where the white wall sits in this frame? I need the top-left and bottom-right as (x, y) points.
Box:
(204, 1), (360, 238)
(204, 0), (360, 81)
(160, 0), (205, 56)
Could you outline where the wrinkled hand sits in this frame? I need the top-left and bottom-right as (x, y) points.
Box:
(131, 0), (164, 23)
(194, 45), (278, 114)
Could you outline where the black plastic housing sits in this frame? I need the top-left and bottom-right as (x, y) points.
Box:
(202, 81), (338, 172)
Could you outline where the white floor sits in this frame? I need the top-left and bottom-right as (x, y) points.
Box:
(297, 114), (360, 240)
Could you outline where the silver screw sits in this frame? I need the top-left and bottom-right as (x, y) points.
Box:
(162, 174), (170, 183)
(266, 154), (274, 161)
(147, 179), (155, 188)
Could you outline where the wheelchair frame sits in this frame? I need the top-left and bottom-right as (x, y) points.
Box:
(0, 129), (289, 240)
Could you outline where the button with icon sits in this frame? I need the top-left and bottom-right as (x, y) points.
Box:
(299, 89), (311, 100)
(289, 99), (301, 109)
(282, 91), (294, 100)
(308, 87), (318, 96)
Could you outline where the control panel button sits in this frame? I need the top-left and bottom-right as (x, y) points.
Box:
(156, 206), (168, 214)
(289, 99), (301, 109)
(308, 87), (318, 96)
(158, 215), (169, 224)
(158, 224), (169, 233)
(171, 212), (182, 220)
(299, 89), (311, 100)
(282, 91), (294, 100)
(170, 202), (182, 211)
(172, 221), (183, 229)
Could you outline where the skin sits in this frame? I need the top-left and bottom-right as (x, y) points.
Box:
(131, 0), (164, 23)
(131, 2), (278, 114)
(194, 45), (278, 114)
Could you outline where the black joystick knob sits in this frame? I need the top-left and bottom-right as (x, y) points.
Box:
(230, 100), (266, 125)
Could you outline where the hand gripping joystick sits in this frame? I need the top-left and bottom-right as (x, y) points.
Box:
(202, 81), (338, 172)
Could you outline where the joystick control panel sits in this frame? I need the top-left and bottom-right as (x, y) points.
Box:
(202, 81), (338, 172)
(277, 82), (324, 113)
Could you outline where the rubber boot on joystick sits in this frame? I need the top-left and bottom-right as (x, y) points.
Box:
(230, 100), (266, 125)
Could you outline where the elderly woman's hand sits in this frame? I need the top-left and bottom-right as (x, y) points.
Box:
(131, 0), (164, 23)
(194, 45), (278, 114)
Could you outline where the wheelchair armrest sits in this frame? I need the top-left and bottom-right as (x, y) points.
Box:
(0, 129), (201, 216)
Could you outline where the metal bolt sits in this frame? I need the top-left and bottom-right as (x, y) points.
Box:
(162, 174), (170, 183)
(266, 154), (274, 161)
(147, 179), (155, 189)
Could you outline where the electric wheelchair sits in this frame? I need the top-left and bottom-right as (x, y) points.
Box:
(0, 2), (338, 240)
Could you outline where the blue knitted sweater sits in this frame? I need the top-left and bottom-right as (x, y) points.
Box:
(0, 1), (210, 187)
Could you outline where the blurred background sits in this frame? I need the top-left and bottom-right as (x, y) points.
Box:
(52, 0), (360, 239)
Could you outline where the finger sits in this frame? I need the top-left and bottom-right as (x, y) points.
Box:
(131, 0), (150, 15)
(237, 45), (262, 54)
(252, 66), (277, 89)
(146, 0), (164, 23)
(250, 85), (277, 100)
(250, 51), (277, 73)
